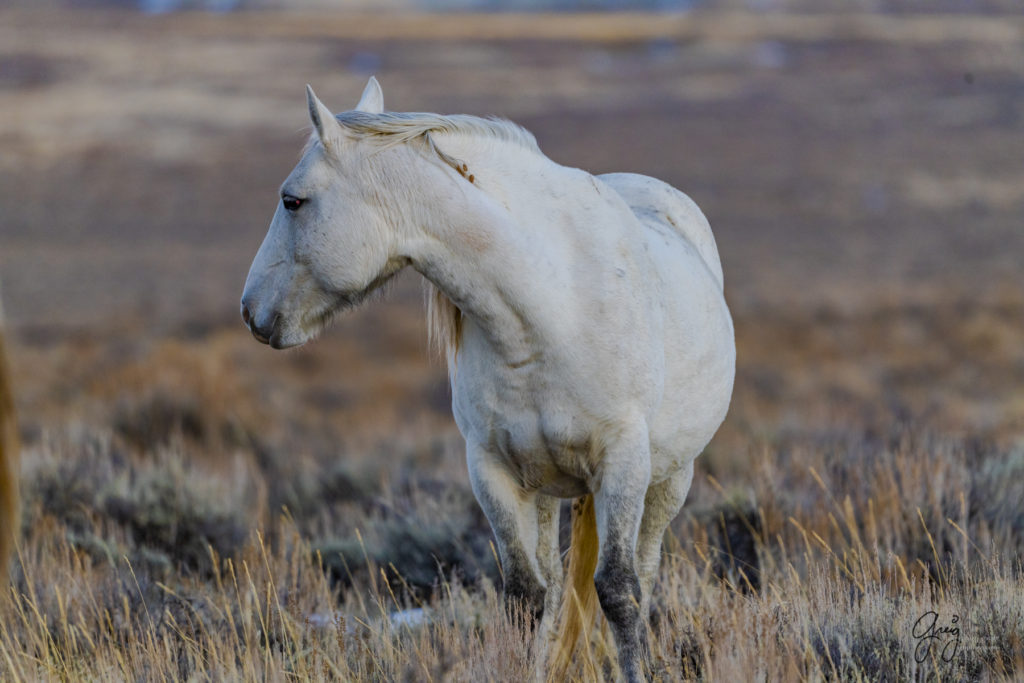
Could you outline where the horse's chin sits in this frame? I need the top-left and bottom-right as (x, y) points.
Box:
(293, 296), (355, 346)
(268, 308), (337, 349)
(268, 332), (307, 350)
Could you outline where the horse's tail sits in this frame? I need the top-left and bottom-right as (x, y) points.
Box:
(549, 494), (600, 681)
(0, 311), (18, 581)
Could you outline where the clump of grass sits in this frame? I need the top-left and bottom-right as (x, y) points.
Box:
(102, 462), (250, 576)
(315, 511), (497, 601)
(20, 431), (255, 578)
(111, 390), (208, 450)
(93, 337), (273, 456)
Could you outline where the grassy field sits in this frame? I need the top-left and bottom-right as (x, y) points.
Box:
(0, 7), (1022, 680)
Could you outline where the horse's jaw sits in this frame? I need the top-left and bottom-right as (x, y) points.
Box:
(272, 258), (409, 349)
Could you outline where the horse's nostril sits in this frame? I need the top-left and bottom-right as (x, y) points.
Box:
(241, 304), (251, 324)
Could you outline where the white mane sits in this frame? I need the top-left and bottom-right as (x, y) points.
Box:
(335, 111), (539, 154)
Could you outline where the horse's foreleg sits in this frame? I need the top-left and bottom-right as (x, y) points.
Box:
(466, 444), (547, 621)
(636, 461), (694, 620)
(533, 494), (562, 673)
(594, 425), (653, 683)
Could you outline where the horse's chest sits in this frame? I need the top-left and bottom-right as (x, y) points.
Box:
(453, 373), (582, 453)
(452, 363), (593, 493)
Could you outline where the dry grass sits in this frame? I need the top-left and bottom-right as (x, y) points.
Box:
(2, 429), (1022, 680)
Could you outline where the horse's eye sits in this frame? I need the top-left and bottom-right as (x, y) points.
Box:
(282, 195), (304, 211)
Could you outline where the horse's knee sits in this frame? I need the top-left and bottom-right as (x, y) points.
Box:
(594, 559), (642, 629)
(503, 561), (547, 622)
(596, 559), (650, 681)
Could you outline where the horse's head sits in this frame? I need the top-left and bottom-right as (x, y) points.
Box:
(241, 78), (403, 349)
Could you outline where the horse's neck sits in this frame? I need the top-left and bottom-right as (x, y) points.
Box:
(404, 136), (567, 360)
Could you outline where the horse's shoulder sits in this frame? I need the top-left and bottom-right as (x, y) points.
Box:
(597, 172), (723, 289)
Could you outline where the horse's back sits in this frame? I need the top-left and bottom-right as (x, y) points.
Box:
(598, 172), (723, 289)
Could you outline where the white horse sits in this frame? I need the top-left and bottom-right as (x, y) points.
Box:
(241, 78), (735, 681)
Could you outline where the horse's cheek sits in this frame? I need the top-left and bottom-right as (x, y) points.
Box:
(303, 230), (370, 293)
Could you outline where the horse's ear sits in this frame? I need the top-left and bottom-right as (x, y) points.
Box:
(306, 84), (344, 148)
(355, 76), (384, 114)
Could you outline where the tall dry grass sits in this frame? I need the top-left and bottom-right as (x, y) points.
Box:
(2, 416), (1022, 679)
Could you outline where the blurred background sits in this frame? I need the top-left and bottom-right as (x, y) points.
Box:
(0, 0), (1023, 617)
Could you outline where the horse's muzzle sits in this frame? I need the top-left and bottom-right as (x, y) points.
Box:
(240, 301), (276, 346)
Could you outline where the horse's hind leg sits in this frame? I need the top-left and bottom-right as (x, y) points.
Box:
(594, 424), (653, 682)
(636, 460), (694, 621)
(466, 443), (547, 621)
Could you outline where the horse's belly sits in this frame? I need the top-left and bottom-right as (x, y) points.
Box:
(534, 470), (590, 498)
